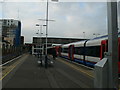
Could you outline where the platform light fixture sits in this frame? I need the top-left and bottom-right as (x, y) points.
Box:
(44, 0), (58, 68)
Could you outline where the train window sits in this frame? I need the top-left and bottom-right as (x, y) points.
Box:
(60, 48), (62, 52)
(34, 45), (36, 48)
(48, 48), (53, 54)
(74, 47), (84, 55)
(34, 49), (36, 53)
(85, 46), (100, 57)
(62, 48), (68, 53)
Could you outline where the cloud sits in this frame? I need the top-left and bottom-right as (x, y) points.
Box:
(2, 2), (117, 43)
(48, 2), (107, 39)
(2, 2), (46, 19)
(0, 3), (2, 18)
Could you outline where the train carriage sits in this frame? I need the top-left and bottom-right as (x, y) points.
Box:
(84, 36), (108, 67)
(61, 44), (70, 59)
(59, 34), (120, 73)
(68, 45), (74, 60)
(71, 40), (86, 64)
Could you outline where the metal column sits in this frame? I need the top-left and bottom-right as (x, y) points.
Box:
(94, 58), (109, 88)
(107, 0), (118, 89)
(94, 1), (118, 89)
(45, 0), (49, 68)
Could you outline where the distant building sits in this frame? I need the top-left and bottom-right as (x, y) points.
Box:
(32, 36), (87, 55)
(25, 43), (33, 54)
(33, 37), (86, 45)
(1, 19), (21, 46)
(21, 36), (24, 45)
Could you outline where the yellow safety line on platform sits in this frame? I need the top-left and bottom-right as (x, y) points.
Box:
(57, 58), (94, 78)
(0, 54), (28, 80)
(0, 60), (21, 80)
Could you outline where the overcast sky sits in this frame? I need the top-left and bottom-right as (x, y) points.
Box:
(0, 1), (120, 43)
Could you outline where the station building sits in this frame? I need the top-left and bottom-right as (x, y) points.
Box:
(1, 19), (21, 47)
(21, 36), (24, 45)
(33, 37), (86, 44)
(32, 36), (87, 55)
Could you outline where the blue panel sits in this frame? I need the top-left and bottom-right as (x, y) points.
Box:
(74, 59), (84, 64)
(14, 21), (21, 47)
(74, 58), (95, 67)
(61, 55), (68, 59)
(61, 55), (95, 67)
(86, 62), (95, 67)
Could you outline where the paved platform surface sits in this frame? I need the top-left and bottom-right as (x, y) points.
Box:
(2, 54), (94, 88)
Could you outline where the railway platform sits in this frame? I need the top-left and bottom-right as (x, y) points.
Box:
(1, 53), (118, 88)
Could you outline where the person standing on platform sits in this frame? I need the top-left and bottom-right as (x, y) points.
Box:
(52, 48), (57, 60)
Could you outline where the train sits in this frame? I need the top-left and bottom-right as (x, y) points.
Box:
(48, 34), (120, 74)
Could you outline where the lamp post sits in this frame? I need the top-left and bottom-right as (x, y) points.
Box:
(44, 0), (49, 68)
(45, 0), (58, 68)
(37, 0), (58, 68)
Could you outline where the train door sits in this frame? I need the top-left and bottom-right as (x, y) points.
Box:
(55, 46), (61, 56)
(118, 38), (120, 61)
(100, 40), (108, 60)
(118, 38), (120, 74)
(55, 47), (58, 56)
(68, 45), (74, 60)
(58, 46), (62, 56)
(101, 39), (120, 74)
